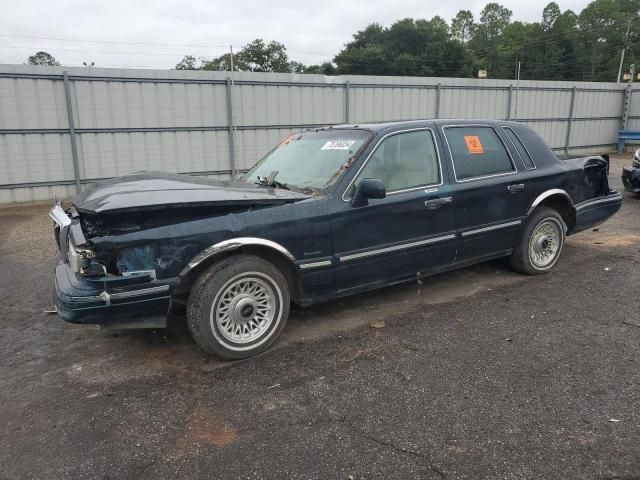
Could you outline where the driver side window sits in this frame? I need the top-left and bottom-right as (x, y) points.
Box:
(354, 130), (440, 194)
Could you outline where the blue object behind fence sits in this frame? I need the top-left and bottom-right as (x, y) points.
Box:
(617, 130), (640, 153)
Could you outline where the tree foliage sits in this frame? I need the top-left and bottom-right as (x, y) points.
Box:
(334, 17), (471, 77)
(27, 51), (60, 66)
(451, 10), (474, 42)
(176, 39), (300, 73)
(176, 0), (640, 81)
(175, 55), (197, 70)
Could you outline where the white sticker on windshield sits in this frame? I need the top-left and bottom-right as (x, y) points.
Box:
(321, 140), (356, 150)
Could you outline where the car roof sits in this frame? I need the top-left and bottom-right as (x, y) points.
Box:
(326, 119), (525, 133)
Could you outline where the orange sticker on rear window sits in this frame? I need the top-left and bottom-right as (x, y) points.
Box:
(464, 135), (484, 154)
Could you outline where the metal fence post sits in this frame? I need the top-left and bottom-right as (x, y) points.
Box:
(435, 83), (441, 118)
(506, 85), (513, 120)
(345, 81), (351, 123)
(618, 83), (632, 153)
(564, 86), (577, 157)
(225, 77), (237, 179)
(62, 71), (81, 193)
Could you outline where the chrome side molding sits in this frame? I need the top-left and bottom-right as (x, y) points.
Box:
(299, 260), (332, 270)
(62, 285), (170, 305)
(461, 219), (522, 237)
(338, 234), (456, 263)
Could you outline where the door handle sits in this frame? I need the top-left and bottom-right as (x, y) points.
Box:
(508, 184), (525, 194)
(424, 196), (452, 209)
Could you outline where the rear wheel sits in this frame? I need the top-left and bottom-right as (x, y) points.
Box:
(510, 207), (566, 275)
(187, 254), (290, 359)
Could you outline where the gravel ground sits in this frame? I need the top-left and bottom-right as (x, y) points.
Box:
(0, 156), (639, 480)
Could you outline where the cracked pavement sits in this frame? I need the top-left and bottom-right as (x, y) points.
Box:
(1, 156), (640, 479)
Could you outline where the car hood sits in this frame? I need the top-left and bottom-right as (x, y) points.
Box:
(73, 171), (311, 214)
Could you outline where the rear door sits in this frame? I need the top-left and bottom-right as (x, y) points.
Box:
(331, 127), (456, 291)
(441, 124), (531, 261)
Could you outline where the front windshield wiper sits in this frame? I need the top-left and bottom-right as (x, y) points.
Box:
(256, 171), (290, 190)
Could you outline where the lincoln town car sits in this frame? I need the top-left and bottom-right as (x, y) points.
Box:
(50, 119), (622, 358)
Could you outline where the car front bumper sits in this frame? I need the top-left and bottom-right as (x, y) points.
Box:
(54, 257), (174, 328)
(622, 166), (640, 193)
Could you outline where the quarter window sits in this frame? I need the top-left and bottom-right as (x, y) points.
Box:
(353, 130), (440, 194)
(503, 127), (536, 170)
(445, 126), (515, 181)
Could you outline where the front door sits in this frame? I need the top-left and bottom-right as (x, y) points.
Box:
(331, 128), (457, 291)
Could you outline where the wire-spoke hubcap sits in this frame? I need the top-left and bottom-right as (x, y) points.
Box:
(529, 219), (562, 269)
(212, 276), (276, 344)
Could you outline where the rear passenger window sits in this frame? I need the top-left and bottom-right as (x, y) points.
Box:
(444, 126), (515, 181)
(503, 127), (536, 170)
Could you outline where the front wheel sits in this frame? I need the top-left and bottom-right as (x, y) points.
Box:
(510, 207), (566, 275)
(187, 254), (290, 359)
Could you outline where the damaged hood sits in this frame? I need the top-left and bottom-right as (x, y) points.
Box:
(73, 171), (311, 214)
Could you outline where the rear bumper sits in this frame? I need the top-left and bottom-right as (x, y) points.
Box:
(622, 166), (640, 193)
(54, 258), (173, 328)
(572, 190), (623, 234)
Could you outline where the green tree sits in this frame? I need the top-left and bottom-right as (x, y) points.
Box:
(175, 55), (197, 70)
(469, 3), (513, 77)
(288, 61), (306, 73)
(235, 39), (290, 72)
(551, 9), (579, 80)
(201, 53), (235, 71)
(577, 0), (640, 81)
(302, 62), (337, 74)
(451, 10), (474, 42)
(334, 44), (389, 75)
(334, 17), (471, 77)
(537, 4), (573, 80)
(347, 23), (386, 49)
(542, 2), (561, 30)
(170, 0), (640, 81)
(27, 51), (60, 66)
(186, 39), (292, 73)
(478, 3), (513, 40)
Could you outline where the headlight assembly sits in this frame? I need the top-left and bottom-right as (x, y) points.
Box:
(68, 240), (95, 274)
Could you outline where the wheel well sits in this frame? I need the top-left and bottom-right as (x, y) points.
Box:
(173, 245), (301, 305)
(533, 195), (576, 232)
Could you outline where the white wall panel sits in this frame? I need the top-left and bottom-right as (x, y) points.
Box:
(0, 64), (628, 202)
(0, 134), (72, 184)
(0, 77), (67, 129)
(569, 119), (620, 147)
(77, 130), (230, 179)
(526, 121), (568, 150)
(574, 90), (623, 118)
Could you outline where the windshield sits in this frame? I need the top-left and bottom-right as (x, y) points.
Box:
(241, 129), (372, 190)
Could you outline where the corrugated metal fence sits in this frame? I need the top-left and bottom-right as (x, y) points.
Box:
(0, 64), (637, 203)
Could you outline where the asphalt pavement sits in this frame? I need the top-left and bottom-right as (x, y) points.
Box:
(1, 156), (639, 479)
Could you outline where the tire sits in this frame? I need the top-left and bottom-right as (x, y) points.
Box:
(187, 254), (290, 359)
(509, 207), (566, 275)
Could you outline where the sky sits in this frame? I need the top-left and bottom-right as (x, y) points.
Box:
(0, 0), (593, 70)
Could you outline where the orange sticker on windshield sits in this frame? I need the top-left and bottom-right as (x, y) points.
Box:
(464, 135), (484, 154)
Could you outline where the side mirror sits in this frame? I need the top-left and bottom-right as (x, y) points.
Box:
(350, 178), (386, 207)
